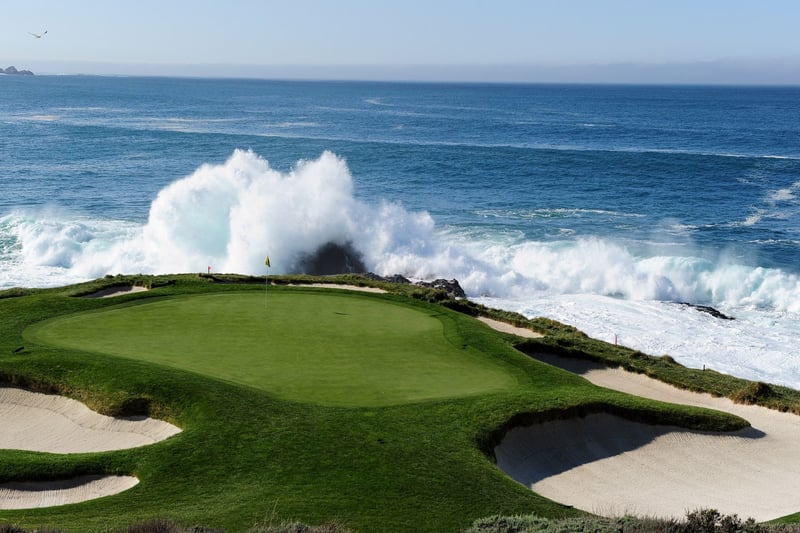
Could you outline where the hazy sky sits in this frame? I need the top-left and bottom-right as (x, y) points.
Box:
(3, 0), (799, 83)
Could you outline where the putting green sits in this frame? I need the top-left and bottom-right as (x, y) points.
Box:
(25, 290), (518, 407)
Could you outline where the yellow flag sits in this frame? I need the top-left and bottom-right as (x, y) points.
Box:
(265, 255), (270, 268)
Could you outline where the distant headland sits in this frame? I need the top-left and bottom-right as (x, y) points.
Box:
(1, 66), (34, 75)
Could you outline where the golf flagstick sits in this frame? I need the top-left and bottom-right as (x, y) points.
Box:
(264, 255), (271, 308)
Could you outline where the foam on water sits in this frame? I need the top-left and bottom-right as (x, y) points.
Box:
(475, 293), (800, 389)
(2, 150), (800, 387)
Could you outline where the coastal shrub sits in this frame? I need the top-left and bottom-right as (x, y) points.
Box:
(682, 509), (762, 532)
(463, 514), (666, 532)
(248, 523), (350, 533)
(119, 518), (224, 533)
(527, 317), (584, 336)
(0, 526), (28, 533)
(0, 288), (40, 300)
(0, 520), (352, 533)
(463, 510), (800, 533)
(463, 514), (550, 532)
(0, 526), (61, 533)
(732, 382), (775, 405)
(120, 519), (186, 532)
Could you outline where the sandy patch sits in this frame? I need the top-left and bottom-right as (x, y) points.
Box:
(0, 475), (139, 510)
(495, 354), (800, 521)
(478, 317), (543, 339)
(0, 386), (181, 453)
(286, 283), (387, 293)
(85, 285), (149, 298)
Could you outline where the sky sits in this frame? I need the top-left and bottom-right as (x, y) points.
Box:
(3, 0), (799, 84)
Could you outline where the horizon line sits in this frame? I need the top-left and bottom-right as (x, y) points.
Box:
(8, 57), (800, 86)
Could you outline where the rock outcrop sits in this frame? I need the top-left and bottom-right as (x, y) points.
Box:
(1, 66), (34, 75)
(362, 272), (466, 298)
(676, 302), (735, 320)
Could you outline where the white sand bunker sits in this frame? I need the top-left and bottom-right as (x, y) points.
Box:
(0, 475), (139, 510)
(0, 386), (181, 453)
(84, 285), (149, 298)
(478, 317), (543, 339)
(1, 386), (180, 509)
(495, 354), (800, 521)
(287, 283), (387, 293)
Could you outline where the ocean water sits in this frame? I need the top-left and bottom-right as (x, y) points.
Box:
(2, 76), (799, 387)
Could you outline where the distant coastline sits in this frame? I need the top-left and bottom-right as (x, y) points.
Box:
(1, 66), (34, 75)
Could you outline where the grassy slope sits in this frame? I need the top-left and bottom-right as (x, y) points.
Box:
(0, 275), (751, 532)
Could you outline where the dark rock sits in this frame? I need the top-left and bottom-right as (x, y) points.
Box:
(676, 302), (735, 320)
(361, 272), (388, 282)
(360, 272), (464, 297)
(294, 241), (367, 276)
(415, 278), (466, 298)
(361, 272), (412, 285)
(385, 274), (412, 285)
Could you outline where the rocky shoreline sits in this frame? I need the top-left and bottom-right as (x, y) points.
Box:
(360, 272), (467, 298)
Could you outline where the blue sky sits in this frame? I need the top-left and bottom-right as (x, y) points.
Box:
(3, 0), (799, 83)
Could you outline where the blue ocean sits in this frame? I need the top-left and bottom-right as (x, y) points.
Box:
(2, 76), (799, 386)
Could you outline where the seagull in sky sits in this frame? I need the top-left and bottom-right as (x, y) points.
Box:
(29, 30), (47, 39)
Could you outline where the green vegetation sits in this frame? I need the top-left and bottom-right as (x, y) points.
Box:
(26, 291), (517, 407)
(0, 274), (785, 532)
(465, 509), (800, 532)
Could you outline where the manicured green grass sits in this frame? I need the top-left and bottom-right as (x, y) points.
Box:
(25, 290), (518, 407)
(0, 275), (755, 532)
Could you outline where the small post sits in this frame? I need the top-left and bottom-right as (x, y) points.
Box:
(264, 255), (271, 308)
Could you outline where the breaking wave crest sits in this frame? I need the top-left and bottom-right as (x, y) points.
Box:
(2, 149), (800, 314)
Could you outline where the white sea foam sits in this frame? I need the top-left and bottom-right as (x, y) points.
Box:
(768, 181), (800, 203)
(19, 114), (60, 122)
(3, 150), (800, 388)
(475, 293), (800, 389)
(741, 211), (764, 227)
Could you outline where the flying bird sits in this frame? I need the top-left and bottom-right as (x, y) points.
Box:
(29, 30), (47, 39)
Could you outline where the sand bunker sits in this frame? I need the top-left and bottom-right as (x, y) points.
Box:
(495, 354), (800, 521)
(0, 386), (180, 509)
(84, 285), (149, 298)
(0, 386), (181, 453)
(287, 283), (387, 293)
(478, 317), (543, 339)
(0, 475), (139, 510)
